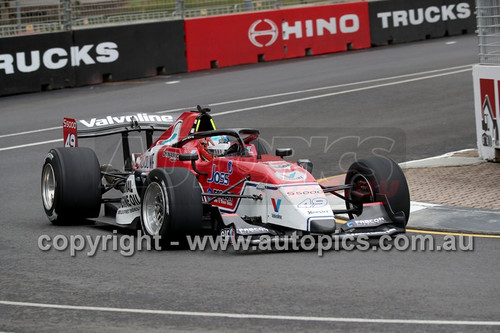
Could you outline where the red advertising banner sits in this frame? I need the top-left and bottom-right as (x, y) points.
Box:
(185, 2), (370, 71)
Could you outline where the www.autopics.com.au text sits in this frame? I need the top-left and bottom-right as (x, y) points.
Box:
(37, 230), (474, 257)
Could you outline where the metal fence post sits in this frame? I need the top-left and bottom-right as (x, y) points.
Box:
(16, 0), (21, 34)
(176, 0), (185, 18)
(243, 0), (253, 12)
(62, 0), (72, 31)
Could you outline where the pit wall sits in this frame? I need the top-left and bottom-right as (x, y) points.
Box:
(0, 0), (476, 96)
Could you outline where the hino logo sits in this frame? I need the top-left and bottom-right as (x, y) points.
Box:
(377, 3), (471, 28)
(0, 42), (119, 75)
(248, 19), (279, 47)
(248, 14), (360, 47)
(283, 15), (359, 40)
(79, 114), (173, 128)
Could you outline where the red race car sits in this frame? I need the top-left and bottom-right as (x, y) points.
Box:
(41, 106), (410, 247)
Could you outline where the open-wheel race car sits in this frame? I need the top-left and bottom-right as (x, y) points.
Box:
(41, 106), (410, 248)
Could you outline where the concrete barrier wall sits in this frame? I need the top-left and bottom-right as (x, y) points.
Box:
(0, 32), (75, 95)
(73, 22), (187, 86)
(368, 0), (476, 45)
(185, 3), (371, 71)
(0, 21), (187, 96)
(0, 0), (476, 96)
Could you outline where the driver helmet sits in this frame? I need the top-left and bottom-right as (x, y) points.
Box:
(199, 135), (231, 160)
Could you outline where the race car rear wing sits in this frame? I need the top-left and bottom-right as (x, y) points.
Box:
(63, 113), (176, 148)
(63, 113), (176, 170)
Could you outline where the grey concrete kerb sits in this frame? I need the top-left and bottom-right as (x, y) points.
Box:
(400, 149), (485, 169)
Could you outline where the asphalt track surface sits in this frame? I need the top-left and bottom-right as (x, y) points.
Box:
(1, 34), (499, 332)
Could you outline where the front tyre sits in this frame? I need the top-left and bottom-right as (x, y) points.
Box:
(345, 156), (410, 228)
(141, 168), (202, 248)
(41, 148), (102, 225)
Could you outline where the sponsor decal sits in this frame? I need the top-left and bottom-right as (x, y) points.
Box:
(63, 118), (77, 147)
(121, 178), (141, 208)
(283, 15), (360, 40)
(248, 15), (360, 47)
(79, 114), (173, 128)
(347, 217), (385, 228)
(275, 170), (307, 182)
(248, 19), (279, 47)
(117, 206), (140, 215)
(236, 227), (270, 235)
(376, 3), (471, 29)
(207, 161), (233, 186)
(0, 42), (119, 75)
(287, 190), (322, 196)
(162, 150), (179, 162)
(271, 198), (282, 212)
(270, 198), (283, 219)
(271, 213), (283, 220)
(220, 227), (236, 241)
(207, 188), (234, 206)
(63, 118), (77, 129)
(139, 152), (155, 170)
(267, 162), (293, 169)
(297, 198), (328, 208)
(307, 209), (332, 215)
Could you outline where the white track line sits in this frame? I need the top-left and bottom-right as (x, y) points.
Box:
(157, 65), (472, 113)
(0, 66), (471, 152)
(0, 64), (472, 138)
(210, 68), (471, 117)
(158, 64), (473, 113)
(400, 148), (477, 167)
(0, 139), (62, 152)
(0, 300), (498, 326)
(0, 126), (62, 139)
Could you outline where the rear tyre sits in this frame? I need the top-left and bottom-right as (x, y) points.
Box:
(141, 168), (202, 248)
(41, 148), (102, 225)
(345, 156), (410, 228)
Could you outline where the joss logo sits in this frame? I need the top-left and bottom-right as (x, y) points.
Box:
(207, 161), (233, 186)
(271, 198), (282, 212)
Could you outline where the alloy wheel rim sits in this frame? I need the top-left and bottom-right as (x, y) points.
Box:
(42, 163), (56, 211)
(142, 182), (169, 236)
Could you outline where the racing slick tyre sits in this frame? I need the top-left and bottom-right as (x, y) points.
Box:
(141, 168), (203, 248)
(41, 148), (102, 225)
(345, 156), (410, 228)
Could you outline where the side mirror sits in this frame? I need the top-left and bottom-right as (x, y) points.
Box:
(179, 153), (207, 176)
(179, 153), (199, 161)
(276, 148), (293, 158)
